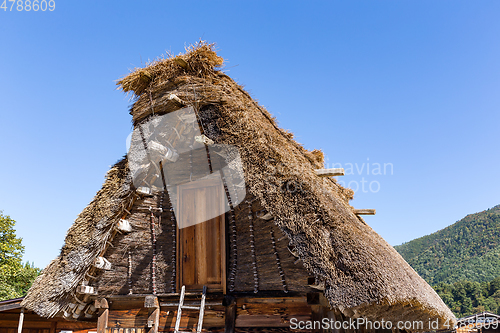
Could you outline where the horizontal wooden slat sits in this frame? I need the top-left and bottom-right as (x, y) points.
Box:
(0, 320), (95, 330)
(0, 301), (22, 312)
(314, 168), (344, 177)
(0, 314), (59, 322)
(236, 296), (311, 319)
(236, 296), (306, 304)
(354, 209), (376, 215)
(237, 303), (311, 316)
(235, 315), (311, 327)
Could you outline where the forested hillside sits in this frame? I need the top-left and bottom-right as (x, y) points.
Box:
(434, 276), (500, 317)
(395, 204), (500, 285)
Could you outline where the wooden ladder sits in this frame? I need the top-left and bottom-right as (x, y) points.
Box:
(173, 285), (207, 333)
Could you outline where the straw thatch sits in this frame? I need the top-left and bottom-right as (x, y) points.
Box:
(22, 41), (455, 328)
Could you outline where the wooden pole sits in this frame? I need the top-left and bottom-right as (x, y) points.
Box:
(333, 309), (347, 333)
(308, 293), (345, 333)
(354, 209), (376, 215)
(17, 308), (24, 333)
(49, 321), (57, 333)
(314, 168), (345, 177)
(96, 298), (109, 333)
(310, 305), (325, 332)
(224, 296), (236, 333)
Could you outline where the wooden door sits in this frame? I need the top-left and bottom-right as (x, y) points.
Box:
(177, 178), (226, 292)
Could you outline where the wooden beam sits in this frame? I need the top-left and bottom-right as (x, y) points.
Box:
(354, 209), (376, 215)
(0, 301), (22, 312)
(0, 321), (52, 329)
(146, 296), (159, 333)
(306, 293), (320, 306)
(95, 298), (109, 309)
(224, 296), (236, 333)
(147, 308), (160, 333)
(310, 305), (324, 332)
(314, 168), (345, 177)
(307, 293), (330, 308)
(49, 321), (57, 333)
(144, 295), (158, 308)
(96, 299), (109, 333)
(0, 319), (94, 330)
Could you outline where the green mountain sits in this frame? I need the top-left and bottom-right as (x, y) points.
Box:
(395, 204), (500, 286)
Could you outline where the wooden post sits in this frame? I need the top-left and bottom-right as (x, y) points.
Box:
(333, 309), (346, 333)
(308, 293), (343, 333)
(145, 296), (159, 333)
(224, 296), (236, 333)
(50, 321), (57, 333)
(310, 304), (325, 332)
(17, 308), (24, 333)
(96, 298), (109, 333)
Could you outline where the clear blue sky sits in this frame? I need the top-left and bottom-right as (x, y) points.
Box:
(1, 1), (499, 268)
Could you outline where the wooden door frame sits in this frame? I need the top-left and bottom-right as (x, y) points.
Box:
(176, 178), (226, 294)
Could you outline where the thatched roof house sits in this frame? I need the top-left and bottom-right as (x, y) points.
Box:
(21, 42), (455, 332)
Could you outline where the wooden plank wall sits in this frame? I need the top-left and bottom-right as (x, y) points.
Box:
(102, 296), (312, 331)
(235, 297), (311, 328)
(106, 307), (225, 331)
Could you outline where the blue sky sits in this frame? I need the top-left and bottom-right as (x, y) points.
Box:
(1, 1), (499, 268)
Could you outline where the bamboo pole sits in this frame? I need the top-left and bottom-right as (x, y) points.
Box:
(17, 308), (24, 333)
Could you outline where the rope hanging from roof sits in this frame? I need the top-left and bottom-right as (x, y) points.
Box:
(128, 251), (132, 295)
(223, 175), (237, 292)
(169, 201), (177, 293)
(247, 200), (259, 293)
(155, 171), (166, 296)
(138, 124), (152, 165)
(270, 230), (288, 293)
(159, 160), (177, 293)
(149, 207), (157, 295)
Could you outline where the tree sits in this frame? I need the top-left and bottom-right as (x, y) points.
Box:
(0, 211), (40, 300)
(435, 276), (500, 318)
(0, 212), (23, 266)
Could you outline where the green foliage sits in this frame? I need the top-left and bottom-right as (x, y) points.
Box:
(434, 276), (500, 318)
(394, 204), (500, 317)
(0, 212), (24, 266)
(395, 204), (500, 285)
(0, 211), (41, 301)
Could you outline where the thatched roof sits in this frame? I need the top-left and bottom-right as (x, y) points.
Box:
(22, 42), (455, 328)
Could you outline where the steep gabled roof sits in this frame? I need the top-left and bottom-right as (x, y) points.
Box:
(23, 42), (456, 328)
